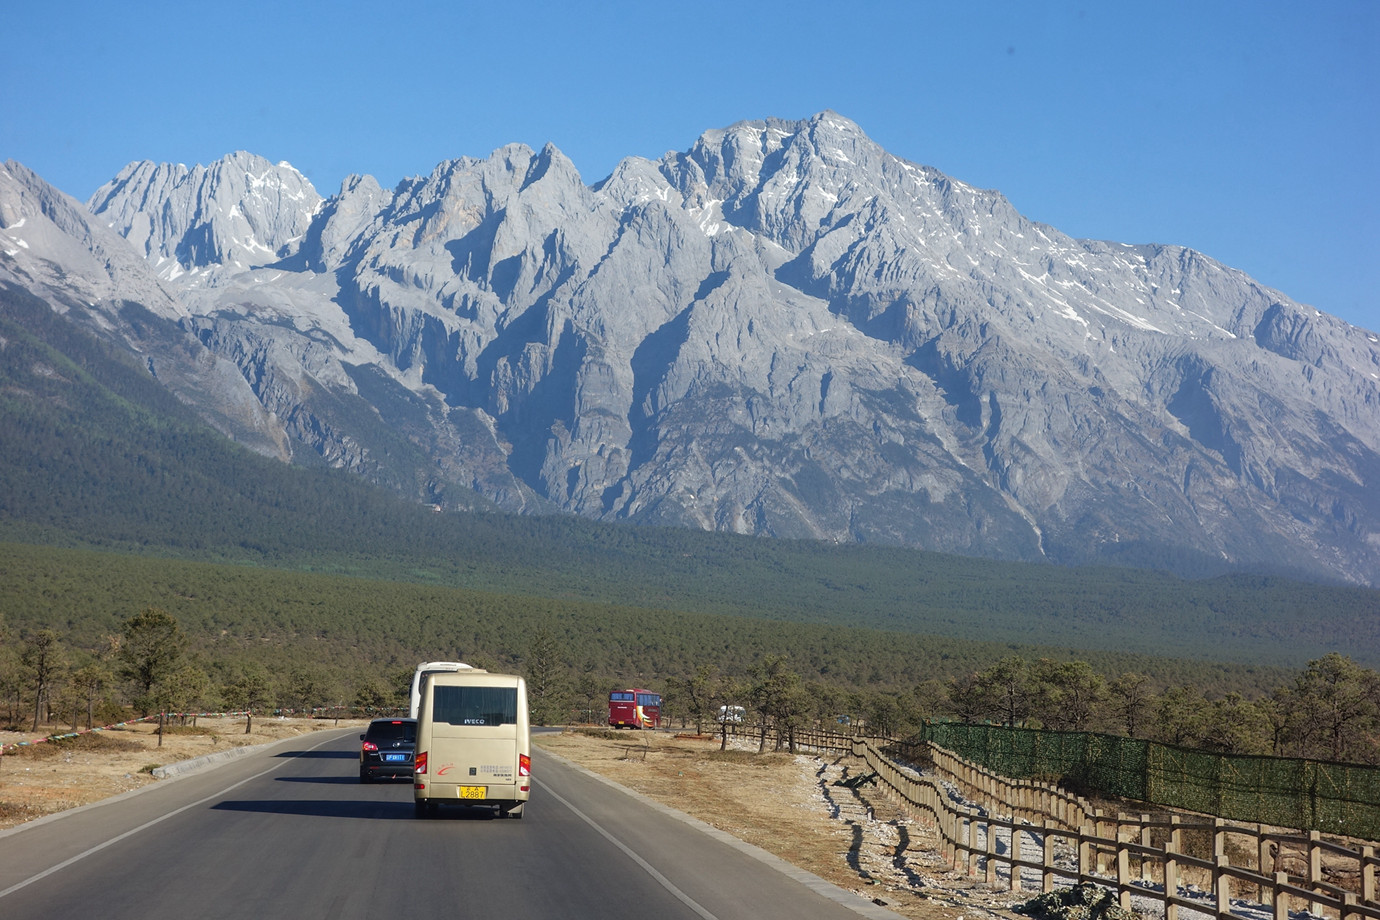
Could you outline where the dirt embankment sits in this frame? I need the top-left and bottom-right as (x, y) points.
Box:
(538, 730), (1027, 920)
(2, 722), (1028, 920)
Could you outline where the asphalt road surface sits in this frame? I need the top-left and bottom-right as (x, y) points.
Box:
(0, 728), (904, 919)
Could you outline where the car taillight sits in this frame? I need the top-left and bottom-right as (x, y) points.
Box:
(362, 741), (378, 752)
(518, 753), (530, 777)
(414, 751), (427, 775)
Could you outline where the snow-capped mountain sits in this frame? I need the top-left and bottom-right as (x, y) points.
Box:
(87, 151), (322, 283)
(3, 112), (1378, 585)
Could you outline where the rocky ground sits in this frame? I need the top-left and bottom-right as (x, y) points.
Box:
(1, 720), (1042, 920)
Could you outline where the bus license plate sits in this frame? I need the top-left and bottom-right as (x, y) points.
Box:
(459, 785), (487, 800)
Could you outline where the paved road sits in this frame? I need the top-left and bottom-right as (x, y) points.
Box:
(0, 728), (903, 919)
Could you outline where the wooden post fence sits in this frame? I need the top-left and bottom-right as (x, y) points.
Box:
(787, 729), (1380, 920)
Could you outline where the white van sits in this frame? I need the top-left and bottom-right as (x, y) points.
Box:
(413, 670), (531, 819)
(408, 661), (479, 718)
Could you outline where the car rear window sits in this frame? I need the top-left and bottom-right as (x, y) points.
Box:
(367, 720), (416, 742)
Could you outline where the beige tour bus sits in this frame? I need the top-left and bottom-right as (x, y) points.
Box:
(413, 670), (531, 819)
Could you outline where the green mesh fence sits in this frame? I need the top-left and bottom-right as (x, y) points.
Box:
(911, 722), (1380, 840)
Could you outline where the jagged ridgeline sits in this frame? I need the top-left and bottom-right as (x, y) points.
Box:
(2, 111), (1377, 588)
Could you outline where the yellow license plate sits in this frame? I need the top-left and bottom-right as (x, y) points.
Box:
(458, 785), (487, 800)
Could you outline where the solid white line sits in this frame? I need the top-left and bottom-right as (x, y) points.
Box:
(0, 731), (342, 900)
(536, 778), (720, 920)
(537, 746), (906, 919)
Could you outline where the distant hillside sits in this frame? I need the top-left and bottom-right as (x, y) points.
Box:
(0, 542), (1298, 699)
(1, 280), (1376, 669)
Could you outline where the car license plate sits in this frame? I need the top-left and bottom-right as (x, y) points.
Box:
(383, 753), (407, 762)
(459, 785), (487, 800)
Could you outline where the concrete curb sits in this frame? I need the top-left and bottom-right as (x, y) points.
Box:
(149, 721), (369, 779)
(0, 728), (358, 840)
(150, 741), (271, 779)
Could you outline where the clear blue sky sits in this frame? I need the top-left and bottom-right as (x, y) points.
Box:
(5, 1), (1377, 331)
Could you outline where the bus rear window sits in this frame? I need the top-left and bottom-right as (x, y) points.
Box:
(433, 685), (518, 726)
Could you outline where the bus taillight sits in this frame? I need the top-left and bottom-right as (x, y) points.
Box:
(414, 751), (428, 775)
(518, 753), (530, 777)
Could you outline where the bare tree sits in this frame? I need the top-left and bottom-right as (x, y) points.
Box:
(945, 670), (995, 723)
(1153, 685), (1210, 748)
(674, 664), (721, 735)
(1108, 672), (1152, 737)
(1031, 659), (1107, 731)
(0, 613), (16, 724)
(72, 660), (111, 730)
(150, 664), (211, 747)
(1284, 653), (1379, 762)
(223, 665), (272, 734)
(161, 665), (211, 723)
(749, 655), (803, 753)
(909, 679), (949, 723)
(1201, 692), (1270, 755)
(20, 630), (64, 732)
(982, 656), (1034, 727)
(863, 692), (906, 740)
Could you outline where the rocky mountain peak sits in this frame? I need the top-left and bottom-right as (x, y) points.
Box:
(19, 112), (1380, 586)
(86, 151), (322, 280)
(1, 159), (186, 321)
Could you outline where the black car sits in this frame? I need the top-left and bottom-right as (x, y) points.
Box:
(359, 717), (416, 782)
